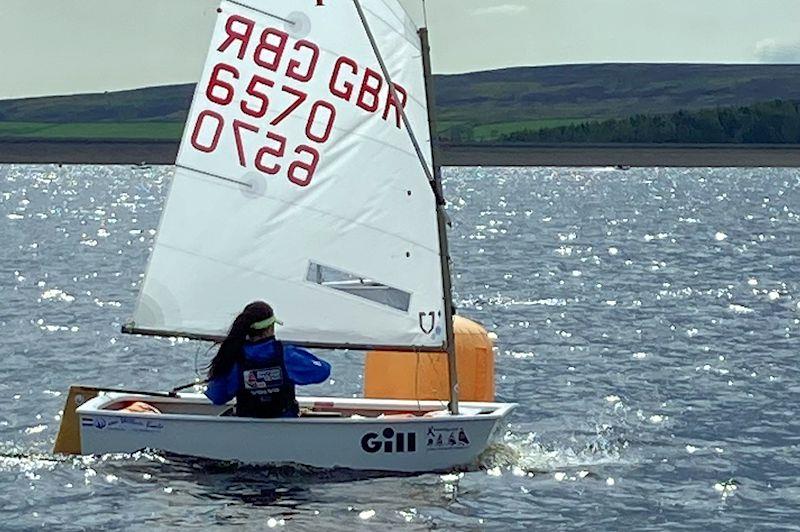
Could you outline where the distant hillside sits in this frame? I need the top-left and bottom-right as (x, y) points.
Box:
(0, 85), (194, 123)
(436, 63), (800, 119)
(1, 63), (799, 143)
(435, 63), (800, 141)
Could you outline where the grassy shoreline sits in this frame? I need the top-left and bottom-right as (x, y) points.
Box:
(0, 121), (184, 141)
(2, 139), (800, 168)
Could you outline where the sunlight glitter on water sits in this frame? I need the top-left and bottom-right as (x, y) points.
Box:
(1, 165), (799, 529)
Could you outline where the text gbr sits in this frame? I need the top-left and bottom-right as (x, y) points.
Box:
(218, 15), (409, 129)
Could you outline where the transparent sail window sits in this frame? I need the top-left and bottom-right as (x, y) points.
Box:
(306, 262), (411, 312)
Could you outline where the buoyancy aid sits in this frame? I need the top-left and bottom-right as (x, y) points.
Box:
(236, 340), (299, 418)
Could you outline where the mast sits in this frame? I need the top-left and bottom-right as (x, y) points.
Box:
(351, 1), (459, 414)
(418, 28), (459, 415)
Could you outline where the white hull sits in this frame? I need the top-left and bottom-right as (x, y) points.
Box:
(76, 393), (515, 473)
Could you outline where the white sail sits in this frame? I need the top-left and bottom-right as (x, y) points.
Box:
(130, 0), (446, 349)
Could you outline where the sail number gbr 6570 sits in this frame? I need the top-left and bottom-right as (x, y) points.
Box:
(190, 12), (411, 189)
(190, 63), (332, 187)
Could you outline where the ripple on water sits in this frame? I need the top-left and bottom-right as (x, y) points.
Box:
(0, 165), (799, 528)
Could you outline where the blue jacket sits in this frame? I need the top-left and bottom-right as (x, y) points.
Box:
(205, 339), (331, 405)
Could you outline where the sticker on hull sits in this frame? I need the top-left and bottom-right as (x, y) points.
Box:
(81, 416), (164, 433)
(426, 426), (470, 451)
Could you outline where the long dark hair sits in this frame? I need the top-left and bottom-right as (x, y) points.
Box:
(208, 301), (274, 379)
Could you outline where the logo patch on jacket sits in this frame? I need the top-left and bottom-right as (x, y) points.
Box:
(243, 367), (284, 393)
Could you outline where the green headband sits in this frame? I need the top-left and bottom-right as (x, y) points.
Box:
(251, 316), (283, 330)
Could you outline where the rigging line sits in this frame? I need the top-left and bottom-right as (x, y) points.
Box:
(351, 0), (443, 206)
(225, 0), (296, 25)
(195, 342), (218, 378)
(367, 0), (424, 51)
(176, 164), (251, 187)
(194, 343), (201, 377)
(375, 0), (411, 27)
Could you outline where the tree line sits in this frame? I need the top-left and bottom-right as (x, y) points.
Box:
(501, 100), (800, 144)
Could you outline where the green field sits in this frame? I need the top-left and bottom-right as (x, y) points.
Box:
(471, 118), (595, 140)
(0, 118), (595, 144)
(436, 118), (596, 142)
(437, 118), (599, 142)
(0, 121), (184, 140)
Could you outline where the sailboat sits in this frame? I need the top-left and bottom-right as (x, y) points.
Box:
(53, 0), (516, 473)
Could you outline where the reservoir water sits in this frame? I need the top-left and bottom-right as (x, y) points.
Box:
(1, 165), (798, 530)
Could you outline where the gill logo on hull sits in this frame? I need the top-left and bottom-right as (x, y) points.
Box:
(361, 428), (416, 453)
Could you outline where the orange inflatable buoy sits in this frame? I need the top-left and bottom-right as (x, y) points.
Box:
(364, 315), (495, 402)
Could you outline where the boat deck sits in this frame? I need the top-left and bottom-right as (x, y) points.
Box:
(86, 393), (512, 421)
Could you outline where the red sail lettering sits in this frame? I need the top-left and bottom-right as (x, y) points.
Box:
(218, 15), (255, 60)
(232, 119), (259, 167)
(383, 83), (408, 129)
(287, 40), (320, 83)
(206, 63), (239, 106)
(288, 145), (320, 187)
(356, 68), (383, 113)
(190, 111), (224, 153)
(305, 100), (336, 143)
(270, 86), (307, 126)
(254, 28), (288, 71)
(240, 75), (274, 118)
(255, 132), (287, 175)
(329, 56), (358, 101)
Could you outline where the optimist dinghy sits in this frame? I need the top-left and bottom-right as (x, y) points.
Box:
(54, 0), (516, 473)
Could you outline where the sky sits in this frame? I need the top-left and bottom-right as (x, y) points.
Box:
(0, 0), (799, 99)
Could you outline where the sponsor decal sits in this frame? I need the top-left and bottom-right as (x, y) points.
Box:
(146, 420), (165, 431)
(243, 367), (283, 393)
(88, 416), (115, 430)
(85, 416), (164, 433)
(426, 426), (470, 451)
(360, 428), (416, 454)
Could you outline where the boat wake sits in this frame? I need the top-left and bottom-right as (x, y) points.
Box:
(0, 446), (170, 474)
(0, 443), (420, 484)
(479, 423), (633, 475)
